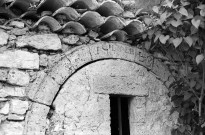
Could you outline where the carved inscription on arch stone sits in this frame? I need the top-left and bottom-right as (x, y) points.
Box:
(89, 42), (154, 69)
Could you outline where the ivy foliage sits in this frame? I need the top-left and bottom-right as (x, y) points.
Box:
(138, 0), (205, 134)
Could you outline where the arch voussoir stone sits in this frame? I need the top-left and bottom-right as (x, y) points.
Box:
(33, 75), (60, 105)
(25, 41), (175, 135)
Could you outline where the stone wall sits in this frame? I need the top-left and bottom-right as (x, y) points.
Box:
(0, 22), (177, 134)
(0, 0), (177, 135)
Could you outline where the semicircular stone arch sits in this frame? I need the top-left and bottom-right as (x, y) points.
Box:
(25, 41), (176, 135)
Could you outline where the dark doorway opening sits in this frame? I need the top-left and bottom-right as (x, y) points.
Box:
(110, 95), (130, 135)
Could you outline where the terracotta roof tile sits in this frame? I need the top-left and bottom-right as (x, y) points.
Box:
(0, 0), (145, 41)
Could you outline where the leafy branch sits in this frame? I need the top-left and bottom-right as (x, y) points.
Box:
(137, 0), (205, 134)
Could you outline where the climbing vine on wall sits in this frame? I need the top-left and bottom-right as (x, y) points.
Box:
(137, 0), (205, 134)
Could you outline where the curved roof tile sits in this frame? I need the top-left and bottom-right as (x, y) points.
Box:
(52, 7), (80, 21)
(100, 16), (125, 34)
(70, 0), (99, 10)
(32, 16), (62, 32)
(123, 20), (144, 35)
(8, 0), (33, 13)
(61, 21), (86, 35)
(37, 0), (66, 13)
(96, 1), (123, 17)
(101, 30), (127, 41)
(20, 10), (39, 20)
(0, 0), (146, 41)
(79, 11), (104, 28)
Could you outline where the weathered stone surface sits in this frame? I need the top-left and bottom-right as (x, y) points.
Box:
(11, 99), (29, 115)
(88, 30), (99, 38)
(0, 121), (24, 135)
(89, 60), (149, 96)
(129, 99), (146, 123)
(9, 21), (25, 29)
(9, 34), (17, 41)
(0, 69), (8, 81)
(16, 34), (62, 50)
(47, 54), (64, 69)
(79, 36), (90, 44)
(66, 46), (92, 69)
(0, 50), (39, 69)
(7, 69), (30, 86)
(0, 102), (9, 115)
(0, 98), (8, 101)
(39, 54), (48, 67)
(89, 42), (136, 61)
(62, 35), (79, 45)
(34, 76), (60, 105)
(0, 86), (25, 97)
(8, 114), (25, 121)
(0, 30), (9, 46)
(25, 103), (50, 135)
(49, 57), (73, 85)
(27, 71), (46, 100)
(131, 97), (146, 108)
(11, 28), (28, 36)
(49, 66), (111, 135)
(130, 124), (147, 135)
(10, 21), (25, 28)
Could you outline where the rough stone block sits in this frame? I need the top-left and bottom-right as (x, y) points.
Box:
(0, 68), (8, 81)
(62, 35), (79, 45)
(89, 42), (109, 60)
(11, 99), (29, 115)
(89, 42), (136, 61)
(0, 30), (9, 46)
(7, 69), (30, 86)
(25, 103), (50, 135)
(27, 71), (46, 100)
(66, 46), (92, 70)
(39, 54), (48, 67)
(49, 57), (74, 85)
(0, 86), (26, 98)
(152, 59), (170, 82)
(9, 21), (25, 28)
(0, 121), (24, 135)
(16, 34), (62, 50)
(93, 75), (148, 96)
(0, 102), (9, 115)
(9, 34), (17, 41)
(11, 28), (28, 36)
(0, 50), (39, 69)
(108, 42), (136, 61)
(34, 75), (60, 105)
(8, 114), (25, 121)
